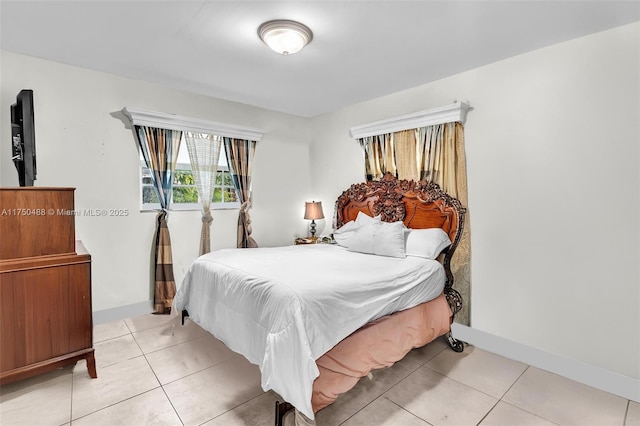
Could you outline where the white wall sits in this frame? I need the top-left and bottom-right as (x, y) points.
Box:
(309, 23), (640, 380)
(0, 50), (312, 312)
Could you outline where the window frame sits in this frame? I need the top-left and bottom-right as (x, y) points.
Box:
(139, 145), (240, 212)
(123, 107), (264, 213)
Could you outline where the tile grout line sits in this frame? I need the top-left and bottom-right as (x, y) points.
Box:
(494, 400), (563, 426)
(419, 348), (536, 404)
(69, 388), (164, 425)
(67, 368), (74, 426)
(335, 342), (453, 425)
(492, 366), (562, 426)
(159, 384), (186, 426)
(131, 325), (187, 425)
(197, 391), (272, 425)
(340, 339), (447, 425)
(79, 320), (184, 425)
(474, 401), (500, 426)
(382, 396), (434, 425)
(129, 317), (256, 425)
(131, 324), (207, 355)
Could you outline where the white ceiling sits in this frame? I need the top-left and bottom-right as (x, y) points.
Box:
(1, 1), (638, 117)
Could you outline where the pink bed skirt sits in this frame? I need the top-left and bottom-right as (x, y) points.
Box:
(311, 293), (452, 412)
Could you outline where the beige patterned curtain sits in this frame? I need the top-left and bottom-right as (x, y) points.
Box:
(416, 125), (444, 183)
(360, 122), (471, 325)
(359, 134), (396, 180)
(393, 129), (419, 182)
(416, 122), (471, 326)
(185, 132), (222, 255)
(223, 137), (258, 248)
(134, 126), (182, 314)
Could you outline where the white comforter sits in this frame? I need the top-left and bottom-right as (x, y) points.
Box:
(173, 244), (445, 420)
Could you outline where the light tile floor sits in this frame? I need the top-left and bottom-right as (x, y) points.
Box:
(1, 313), (638, 426)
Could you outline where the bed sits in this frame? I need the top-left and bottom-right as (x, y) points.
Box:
(174, 173), (466, 424)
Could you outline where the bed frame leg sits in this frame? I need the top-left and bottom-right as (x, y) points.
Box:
(181, 309), (189, 326)
(274, 401), (295, 426)
(446, 331), (464, 352)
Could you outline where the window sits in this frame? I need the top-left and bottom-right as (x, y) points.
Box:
(124, 106), (264, 212)
(140, 136), (239, 211)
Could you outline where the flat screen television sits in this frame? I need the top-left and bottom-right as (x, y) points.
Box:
(11, 89), (37, 186)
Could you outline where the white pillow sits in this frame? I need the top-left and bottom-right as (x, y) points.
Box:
(355, 211), (381, 225)
(333, 220), (359, 247)
(405, 228), (452, 259)
(333, 212), (381, 248)
(347, 220), (406, 258)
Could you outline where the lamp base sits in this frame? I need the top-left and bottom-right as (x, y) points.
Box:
(309, 220), (317, 237)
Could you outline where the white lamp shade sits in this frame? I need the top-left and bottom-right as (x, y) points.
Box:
(258, 20), (313, 55)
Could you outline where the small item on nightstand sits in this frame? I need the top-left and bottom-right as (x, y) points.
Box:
(319, 235), (334, 244)
(295, 237), (317, 245)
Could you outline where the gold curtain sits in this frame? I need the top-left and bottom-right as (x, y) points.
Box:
(393, 129), (419, 182)
(416, 122), (471, 326)
(363, 122), (471, 325)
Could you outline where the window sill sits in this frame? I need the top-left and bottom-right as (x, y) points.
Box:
(140, 203), (240, 212)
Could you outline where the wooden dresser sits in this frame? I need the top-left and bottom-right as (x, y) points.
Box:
(0, 187), (96, 384)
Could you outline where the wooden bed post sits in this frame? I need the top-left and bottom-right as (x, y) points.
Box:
(275, 401), (295, 426)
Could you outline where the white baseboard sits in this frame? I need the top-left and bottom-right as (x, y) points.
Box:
(451, 323), (639, 403)
(92, 300), (153, 325)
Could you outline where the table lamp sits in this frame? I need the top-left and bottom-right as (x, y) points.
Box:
(304, 201), (324, 238)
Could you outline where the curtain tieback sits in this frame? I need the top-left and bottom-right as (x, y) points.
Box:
(156, 208), (169, 223)
(201, 211), (213, 225)
(240, 201), (251, 212)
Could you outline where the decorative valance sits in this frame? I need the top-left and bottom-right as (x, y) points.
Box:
(349, 101), (470, 139)
(122, 107), (265, 142)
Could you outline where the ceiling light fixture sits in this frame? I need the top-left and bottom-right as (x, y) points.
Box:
(258, 19), (313, 55)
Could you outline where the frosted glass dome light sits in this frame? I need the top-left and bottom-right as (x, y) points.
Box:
(258, 20), (313, 55)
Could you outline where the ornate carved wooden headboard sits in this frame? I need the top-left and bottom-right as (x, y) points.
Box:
(333, 173), (467, 317)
